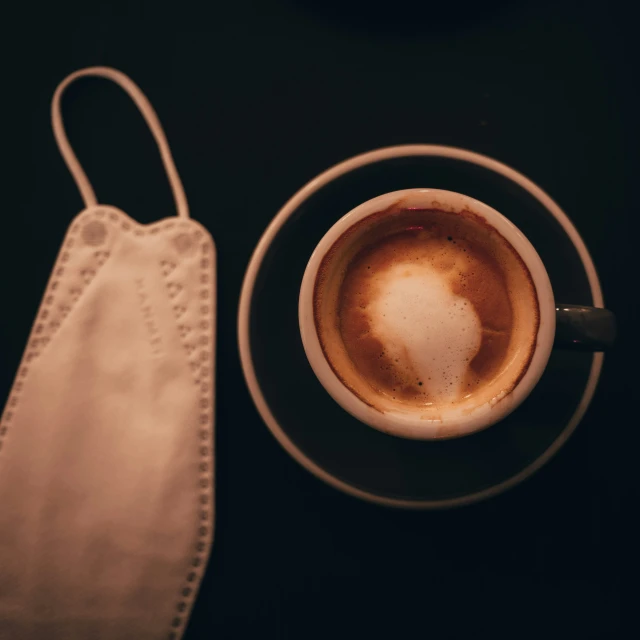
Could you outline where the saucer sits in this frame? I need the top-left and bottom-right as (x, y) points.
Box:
(238, 145), (604, 508)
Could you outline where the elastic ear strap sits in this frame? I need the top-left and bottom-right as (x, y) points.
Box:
(51, 66), (189, 219)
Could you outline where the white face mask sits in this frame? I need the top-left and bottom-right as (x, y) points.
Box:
(0, 67), (215, 640)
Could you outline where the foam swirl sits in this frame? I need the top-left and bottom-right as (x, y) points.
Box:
(371, 263), (482, 402)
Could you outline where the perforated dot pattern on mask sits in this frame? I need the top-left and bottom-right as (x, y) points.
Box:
(162, 226), (214, 637)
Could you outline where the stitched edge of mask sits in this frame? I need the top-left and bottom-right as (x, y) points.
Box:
(165, 221), (216, 640)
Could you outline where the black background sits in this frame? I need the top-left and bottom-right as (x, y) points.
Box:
(1, 0), (638, 637)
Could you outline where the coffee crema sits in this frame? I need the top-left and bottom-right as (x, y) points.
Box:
(313, 202), (540, 416)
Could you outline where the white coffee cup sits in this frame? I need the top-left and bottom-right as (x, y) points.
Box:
(299, 189), (557, 440)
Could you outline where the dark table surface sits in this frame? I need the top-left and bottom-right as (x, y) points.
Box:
(1, 0), (637, 637)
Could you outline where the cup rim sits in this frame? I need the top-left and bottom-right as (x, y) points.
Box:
(299, 188), (556, 440)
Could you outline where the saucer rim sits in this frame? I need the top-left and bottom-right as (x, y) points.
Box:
(238, 144), (605, 509)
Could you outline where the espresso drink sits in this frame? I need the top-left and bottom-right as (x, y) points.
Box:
(313, 201), (540, 416)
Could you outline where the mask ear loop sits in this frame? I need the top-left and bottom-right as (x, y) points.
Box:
(52, 66), (190, 219)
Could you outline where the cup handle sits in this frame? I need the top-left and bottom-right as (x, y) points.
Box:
(554, 304), (616, 351)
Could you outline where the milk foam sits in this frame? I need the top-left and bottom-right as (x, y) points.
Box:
(370, 263), (482, 402)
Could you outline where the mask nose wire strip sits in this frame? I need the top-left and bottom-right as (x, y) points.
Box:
(51, 66), (190, 219)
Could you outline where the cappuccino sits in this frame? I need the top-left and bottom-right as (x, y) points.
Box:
(313, 201), (540, 417)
